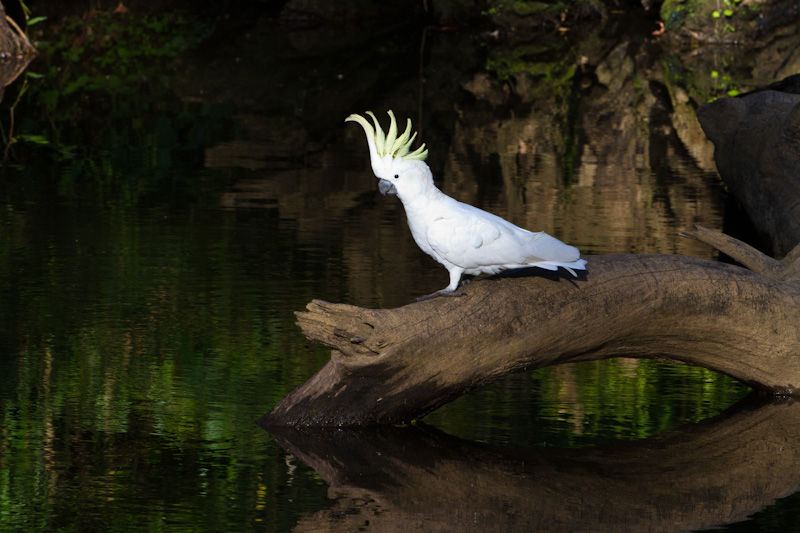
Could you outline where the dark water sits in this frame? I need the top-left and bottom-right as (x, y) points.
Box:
(1, 2), (798, 531)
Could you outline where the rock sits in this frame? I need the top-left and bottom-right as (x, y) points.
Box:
(698, 86), (800, 256)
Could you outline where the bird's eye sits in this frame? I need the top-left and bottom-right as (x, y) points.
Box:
(394, 174), (399, 179)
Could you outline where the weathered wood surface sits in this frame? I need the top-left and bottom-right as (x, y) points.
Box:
(272, 397), (800, 531)
(261, 81), (800, 428)
(260, 238), (800, 427)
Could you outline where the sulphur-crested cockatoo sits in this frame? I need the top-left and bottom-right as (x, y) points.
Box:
(346, 110), (587, 299)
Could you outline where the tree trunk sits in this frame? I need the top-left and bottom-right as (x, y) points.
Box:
(260, 233), (800, 427)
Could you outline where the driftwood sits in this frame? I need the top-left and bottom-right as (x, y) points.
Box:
(261, 82), (800, 427)
(260, 228), (800, 427)
(271, 397), (800, 531)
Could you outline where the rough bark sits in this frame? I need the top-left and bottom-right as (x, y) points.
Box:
(261, 80), (800, 428)
(260, 235), (800, 427)
(271, 397), (800, 531)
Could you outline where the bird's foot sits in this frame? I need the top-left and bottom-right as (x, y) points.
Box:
(414, 289), (467, 302)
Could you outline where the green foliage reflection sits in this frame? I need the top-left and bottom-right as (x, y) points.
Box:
(0, 204), (333, 530)
(428, 358), (749, 448)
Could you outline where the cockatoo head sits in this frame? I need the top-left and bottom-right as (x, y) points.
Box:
(346, 111), (433, 201)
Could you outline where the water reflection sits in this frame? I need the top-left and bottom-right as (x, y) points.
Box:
(1, 1), (797, 531)
(426, 358), (748, 448)
(269, 397), (800, 532)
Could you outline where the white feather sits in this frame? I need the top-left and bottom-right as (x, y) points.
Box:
(347, 112), (587, 295)
(419, 196), (586, 290)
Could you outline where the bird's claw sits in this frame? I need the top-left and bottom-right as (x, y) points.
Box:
(414, 290), (467, 302)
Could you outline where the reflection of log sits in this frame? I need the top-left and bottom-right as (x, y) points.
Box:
(260, 233), (800, 427)
(267, 398), (800, 531)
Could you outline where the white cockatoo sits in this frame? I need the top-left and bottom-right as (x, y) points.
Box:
(346, 110), (587, 299)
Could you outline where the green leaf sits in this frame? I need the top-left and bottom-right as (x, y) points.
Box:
(712, 10), (721, 18)
(27, 16), (47, 26)
(724, 9), (733, 16)
(16, 134), (50, 145)
(710, 70), (719, 78)
(24, 71), (43, 79)
(63, 74), (90, 95)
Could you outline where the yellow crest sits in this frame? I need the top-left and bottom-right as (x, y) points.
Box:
(345, 111), (428, 161)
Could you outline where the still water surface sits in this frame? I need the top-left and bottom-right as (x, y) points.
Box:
(1, 4), (797, 531)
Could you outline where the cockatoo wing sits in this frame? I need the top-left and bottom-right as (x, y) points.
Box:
(426, 201), (580, 272)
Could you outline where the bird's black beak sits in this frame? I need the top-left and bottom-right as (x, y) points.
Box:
(378, 179), (398, 197)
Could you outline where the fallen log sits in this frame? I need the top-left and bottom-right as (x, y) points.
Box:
(260, 228), (800, 427)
